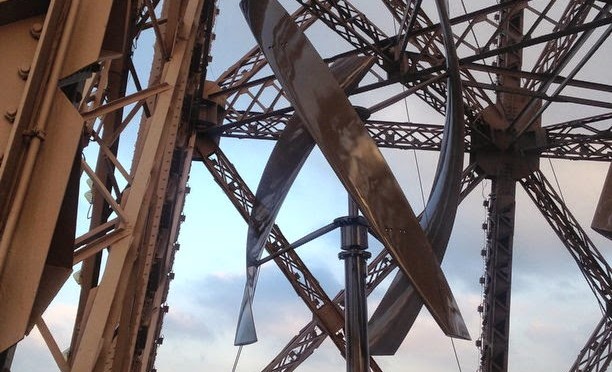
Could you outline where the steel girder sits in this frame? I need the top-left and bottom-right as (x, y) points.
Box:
(217, 119), (612, 162)
(479, 175), (517, 372)
(0, 0), (216, 370)
(569, 315), (612, 372)
(1, 0), (612, 371)
(520, 170), (612, 311)
(210, 0), (612, 136)
(206, 1), (612, 371)
(521, 169), (612, 372)
(0, 0), (118, 355)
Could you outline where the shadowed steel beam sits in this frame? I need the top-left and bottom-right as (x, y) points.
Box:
(521, 169), (612, 372)
(69, 0), (142, 363)
(393, 0), (422, 61)
(569, 315), (612, 372)
(478, 3), (524, 371)
(520, 170), (612, 309)
(262, 322), (328, 371)
(69, 1), (206, 369)
(592, 164), (612, 239)
(480, 176), (516, 372)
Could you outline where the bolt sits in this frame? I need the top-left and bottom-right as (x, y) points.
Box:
(4, 107), (17, 123)
(17, 64), (30, 80)
(30, 23), (42, 39)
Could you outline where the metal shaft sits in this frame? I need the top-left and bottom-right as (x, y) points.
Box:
(339, 198), (371, 372)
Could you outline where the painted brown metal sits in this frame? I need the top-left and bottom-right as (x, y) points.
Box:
(235, 55), (375, 345)
(367, 0), (469, 354)
(0, 0), (115, 352)
(70, 1), (205, 369)
(240, 0), (468, 339)
(0, 1), (609, 371)
(0, 0), (48, 26)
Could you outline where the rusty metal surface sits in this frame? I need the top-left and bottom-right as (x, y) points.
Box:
(240, 0), (468, 339)
(367, 0), (468, 354)
(235, 55), (375, 345)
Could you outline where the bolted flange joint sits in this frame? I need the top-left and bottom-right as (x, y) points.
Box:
(339, 215), (369, 251)
(338, 249), (371, 260)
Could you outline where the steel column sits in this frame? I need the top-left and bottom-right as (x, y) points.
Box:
(265, 167), (483, 370)
(481, 174), (517, 372)
(339, 200), (370, 372)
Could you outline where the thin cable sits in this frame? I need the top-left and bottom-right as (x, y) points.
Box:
(413, 150), (427, 211)
(232, 345), (243, 372)
(547, 158), (566, 205)
(392, 9), (427, 212)
(399, 78), (428, 211)
(450, 337), (463, 372)
(401, 77), (428, 212)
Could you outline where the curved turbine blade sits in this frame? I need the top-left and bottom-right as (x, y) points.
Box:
(240, 0), (468, 338)
(592, 163), (612, 239)
(369, 0), (470, 354)
(235, 55), (375, 345)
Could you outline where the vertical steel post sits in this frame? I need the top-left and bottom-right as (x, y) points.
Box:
(339, 198), (371, 372)
(481, 174), (516, 372)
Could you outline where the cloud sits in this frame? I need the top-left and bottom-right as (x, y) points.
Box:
(11, 301), (78, 372)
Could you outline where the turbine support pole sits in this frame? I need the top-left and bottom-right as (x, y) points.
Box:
(339, 197), (371, 372)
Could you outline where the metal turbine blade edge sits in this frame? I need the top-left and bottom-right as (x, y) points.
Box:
(240, 0), (468, 339)
(369, 0), (471, 354)
(234, 55), (375, 346)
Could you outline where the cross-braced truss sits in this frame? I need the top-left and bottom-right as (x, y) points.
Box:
(0, 0), (611, 371)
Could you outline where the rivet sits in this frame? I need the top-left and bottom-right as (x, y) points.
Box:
(30, 23), (43, 39)
(4, 107), (17, 123)
(17, 64), (30, 80)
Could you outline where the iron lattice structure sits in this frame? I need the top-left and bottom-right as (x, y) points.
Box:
(0, 0), (611, 371)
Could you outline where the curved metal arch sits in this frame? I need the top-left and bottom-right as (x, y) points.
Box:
(368, 0), (468, 354)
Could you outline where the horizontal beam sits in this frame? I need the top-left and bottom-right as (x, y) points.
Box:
(217, 119), (612, 161)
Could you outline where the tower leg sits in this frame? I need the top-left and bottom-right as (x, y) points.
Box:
(481, 174), (516, 372)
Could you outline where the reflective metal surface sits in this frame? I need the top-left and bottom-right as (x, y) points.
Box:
(234, 56), (374, 345)
(240, 0), (468, 340)
(368, 0), (470, 354)
(339, 198), (371, 372)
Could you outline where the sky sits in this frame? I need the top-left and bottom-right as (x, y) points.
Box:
(9, 1), (612, 371)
